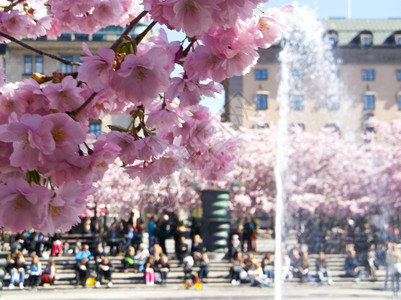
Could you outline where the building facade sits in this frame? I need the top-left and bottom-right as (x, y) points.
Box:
(225, 19), (401, 137)
(3, 25), (148, 136)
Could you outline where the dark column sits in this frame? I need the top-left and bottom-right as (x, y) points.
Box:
(201, 189), (231, 253)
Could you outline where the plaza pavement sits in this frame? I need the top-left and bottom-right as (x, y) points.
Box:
(1, 234), (396, 299)
(0, 284), (397, 300)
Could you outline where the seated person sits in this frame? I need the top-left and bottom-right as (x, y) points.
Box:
(75, 257), (90, 286)
(229, 252), (246, 285)
(261, 252), (274, 279)
(144, 255), (155, 286)
(244, 253), (255, 272)
(106, 223), (120, 256)
(344, 250), (361, 282)
(249, 262), (270, 287)
(94, 243), (106, 262)
(178, 236), (189, 265)
(183, 255), (195, 284)
(191, 234), (204, 265)
(51, 231), (63, 257)
(95, 256), (113, 288)
(122, 246), (136, 273)
(316, 251), (333, 285)
(29, 254), (42, 288)
(366, 244), (378, 281)
(134, 243), (150, 273)
(298, 251), (311, 283)
(198, 252), (209, 283)
(75, 244), (91, 262)
(9, 254), (27, 289)
(122, 224), (136, 251)
(41, 259), (56, 285)
(152, 244), (163, 261)
(229, 235), (241, 261)
(154, 254), (170, 285)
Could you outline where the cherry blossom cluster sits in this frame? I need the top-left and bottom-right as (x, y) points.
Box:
(0, 0), (293, 233)
(0, 0), (142, 41)
(89, 120), (401, 219)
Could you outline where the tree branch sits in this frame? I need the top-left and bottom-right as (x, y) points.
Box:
(110, 10), (148, 51)
(69, 92), (98, 117)
(69, 10), (150, 117)
(135, 21), (157, 44)
(0, 31), (80, 66)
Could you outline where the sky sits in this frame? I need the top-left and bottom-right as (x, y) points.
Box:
(163, 0), (401, 113)
(268, 0), (401, 19)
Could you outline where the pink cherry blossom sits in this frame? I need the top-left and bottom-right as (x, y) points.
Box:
(40, 182), (94, 234)
(15, 79), (50, 115)
(32, 113), (86, 156)
(0, 0), (295, 233)
(43, 76), (85, 112)
(0, 113), (44, 171)
(78, 44), (115, 92)
(0, 177), (53, 232)
(112, 48), (171, 106)
(105, 131), (142, 165)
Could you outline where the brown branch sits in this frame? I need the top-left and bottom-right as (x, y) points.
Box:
(69, 92), (98, 117)
(0, 31), (80, 66)
(135, 21), (157, 44)
(10, 0), (26, 8)
(110, 10), (148, 51)
(68, 10), (150, 117)
(183, 39), (197, 57)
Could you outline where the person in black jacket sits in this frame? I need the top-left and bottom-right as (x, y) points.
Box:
(9, 254), (27, 289)
(155, 254), (170, 285)
(95, 256), (113, 288)
(106, 223), (120, 256)
(177, 236), (189, 266)
(156, 214), (170, 255)
(242, 217), (254, 252)
(75, 257), (90, 287)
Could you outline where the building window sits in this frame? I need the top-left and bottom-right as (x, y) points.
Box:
(360, 34), (372, 47)
(328, 36), (337, 47)
(255, 69), (268, 80)
(395, 35), (401, 46)
(327, 95), (340, 111)
(292, 69), (304, 81)
(59, 33), (71, 41)
(75, 33), (89, 41)
(325, 123), (341, 134)
(397, 70), (401, 81)
(92, 33), (105, 41)
(290, 123), (305, 131)
(61, 56), (73, 73)
(89, 120), (101, 137)
(398, 95), (401, 110)
(363, 94), (375, 110)
(24, 55), (32, 74)
(291, 94), (304, 110)
(362, 69), (375, 81)
(35, 56), (43, 74)
(255, 93), (268, 110)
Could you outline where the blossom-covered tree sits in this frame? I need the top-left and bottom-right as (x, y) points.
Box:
(229, 126), (277, 215)
(285, 127), (375, 217)
(86, 158), (201, 215)
(368, 119), (401, 215)
(0, 1), (294, 233)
